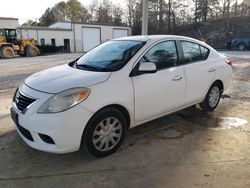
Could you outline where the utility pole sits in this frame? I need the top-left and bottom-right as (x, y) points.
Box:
(142, 0), (148, 35)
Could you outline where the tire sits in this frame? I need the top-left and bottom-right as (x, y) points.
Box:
(26, 45), (39, 57)
(199, 83), (222, 112)
(237, 43), (247, 51)
(0, 46), (14, 59)
(82, 107), (128, 157)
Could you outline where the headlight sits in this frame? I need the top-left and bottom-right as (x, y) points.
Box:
(37, 88), (90, 113)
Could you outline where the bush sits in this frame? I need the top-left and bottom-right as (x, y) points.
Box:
(36, 45), (65, 55)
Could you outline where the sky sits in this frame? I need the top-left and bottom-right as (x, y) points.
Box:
(0, 0), (124, 24)
(1, 0), (245, 25)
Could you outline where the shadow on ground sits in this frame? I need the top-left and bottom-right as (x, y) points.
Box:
(1, 103), (249, 187)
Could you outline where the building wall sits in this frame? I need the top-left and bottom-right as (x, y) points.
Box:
(73, 23), (131, 52)
(49, 22), (72, 29)
(18, 28), (74, 52)
(0, 18), (19, 28)
(17, 23), (131, 53)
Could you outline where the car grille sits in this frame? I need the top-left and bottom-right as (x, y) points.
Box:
(15, 92), (36, 112)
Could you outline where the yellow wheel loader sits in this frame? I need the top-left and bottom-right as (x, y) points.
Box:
(0, 28), (39, 59)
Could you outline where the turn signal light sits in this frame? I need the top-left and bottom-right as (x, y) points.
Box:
(225, 59), (232, 66)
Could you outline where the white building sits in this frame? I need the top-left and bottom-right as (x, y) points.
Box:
(0, 17), (19, 28)
(17, 22), (132, 53)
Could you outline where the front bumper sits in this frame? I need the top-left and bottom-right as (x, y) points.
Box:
(12, 84), (94, 154)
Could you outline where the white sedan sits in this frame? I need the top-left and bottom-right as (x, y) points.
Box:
(11, 35), (232, 157)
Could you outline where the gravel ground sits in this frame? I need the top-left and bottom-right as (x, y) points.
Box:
(0, 53), (82, 91)
(0, 52), (249, 188)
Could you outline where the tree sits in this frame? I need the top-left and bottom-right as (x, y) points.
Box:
(22, 20), (39, 27)
(89, 0), (99, 21)
(39, 1), (67, 26)
(112, 5), (124, 25)
(126, 0), (137, 26)
(66, 0), (90, 22)
(168, 0), (172, 33)
(39, 8), (55, 26)
(51, 1), (67, 22)
(96, 0), (113, 24)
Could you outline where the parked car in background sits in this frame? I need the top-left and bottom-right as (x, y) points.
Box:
(226, 37), (250, 51)
(11, 35), (232, 157)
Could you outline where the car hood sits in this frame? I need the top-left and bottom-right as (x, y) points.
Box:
(25, 64), (111, 93)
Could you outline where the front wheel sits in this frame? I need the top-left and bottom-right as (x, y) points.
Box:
(82, 108), (128, 157)
(0, 46), (14, 59)
(200, 83), (221, 112)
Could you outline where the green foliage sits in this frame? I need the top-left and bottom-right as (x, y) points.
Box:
(39, 8), (54, 26)
(39, 0), (91, 26)
(33, 0), (250, 36)
(66, 0), (90, 22)
(96, 0), (113, 24)
(22, 20), (39, 27)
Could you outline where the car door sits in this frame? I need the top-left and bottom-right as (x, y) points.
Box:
(132, 41), (186, 123)
(180, 41), (216, 104)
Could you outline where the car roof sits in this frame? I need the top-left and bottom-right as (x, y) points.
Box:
(114, 35), (210, 49)
(114, 35), (202, 42)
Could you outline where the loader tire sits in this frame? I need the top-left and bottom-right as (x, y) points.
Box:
(26, 45), (39, 57)
(0, 46), (14, 59)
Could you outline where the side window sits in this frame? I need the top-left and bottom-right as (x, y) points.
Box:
(181, 41), (202, 63)
(200, 45), (209, 60)
(140, 41), (178, 70)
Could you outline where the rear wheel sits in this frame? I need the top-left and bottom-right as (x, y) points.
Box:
(200, 83), (222, 112)
(26, 45), (39, 57)
(0, 46), (14, 59)
(237, 43), (247, 51)
(82, 108), (127, 157)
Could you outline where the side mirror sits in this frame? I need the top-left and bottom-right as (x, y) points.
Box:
(138, 62), (157, 74)
(129, 62), (157, 77)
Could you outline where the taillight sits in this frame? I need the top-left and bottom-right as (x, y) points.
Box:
(225, 59), (232, 66)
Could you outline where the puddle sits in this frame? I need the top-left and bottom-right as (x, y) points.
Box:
(212, 117), (248, 130)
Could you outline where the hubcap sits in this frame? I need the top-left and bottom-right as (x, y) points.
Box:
(208, 86), (220, 107)
(239, 45), (245, 51)
(4, 49), (13, 58)
(92, 117), (122, 152)
(30, 47), (38, 56)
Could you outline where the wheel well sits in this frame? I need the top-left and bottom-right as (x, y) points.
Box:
(97, 104), (131, 129)
(213, 80), (224, 93)
(238, 42), (247, 46)
(0, 44), (13, 48)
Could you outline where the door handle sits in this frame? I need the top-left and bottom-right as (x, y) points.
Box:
(172, 75), (182, 81)
(208, 68), (216, 72)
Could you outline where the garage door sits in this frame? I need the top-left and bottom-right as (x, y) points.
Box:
(113, 29), (128, 39)
(82, 27), (101, 52)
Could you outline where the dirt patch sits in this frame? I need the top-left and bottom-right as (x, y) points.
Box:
(143, 122), (193, 140)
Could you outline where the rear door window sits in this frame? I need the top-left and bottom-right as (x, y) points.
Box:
(181, 41), (202, 63)
(200, 45), (209, 60)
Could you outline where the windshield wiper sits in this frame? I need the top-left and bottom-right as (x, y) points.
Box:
(75, 64), (112, 72)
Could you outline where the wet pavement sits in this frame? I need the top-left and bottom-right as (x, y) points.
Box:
(0, 52), (249, 188)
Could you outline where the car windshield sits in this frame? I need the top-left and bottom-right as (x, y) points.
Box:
(75, 40), (145, 72)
